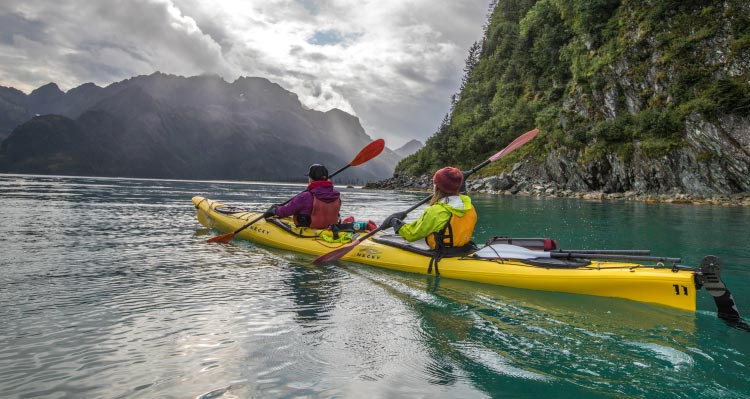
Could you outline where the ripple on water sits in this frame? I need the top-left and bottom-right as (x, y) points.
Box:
(626, 341), (695, 369)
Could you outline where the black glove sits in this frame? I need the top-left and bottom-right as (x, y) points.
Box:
(391, 211), (408, 221)
(263, 205), (278, 218)
(391, 218), (405, 234)
(382, 211), (407, 226)
(382, 215), (405, 233)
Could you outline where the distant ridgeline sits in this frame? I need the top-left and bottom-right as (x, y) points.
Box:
(0, 73), (402, 183)
(397, 0), (750, 195)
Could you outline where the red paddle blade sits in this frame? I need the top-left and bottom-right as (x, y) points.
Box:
(350, 139), (385, 166)
(489, 128), (539, 162)
(206, 232), (235, 243)
(313, 239), (361, 264)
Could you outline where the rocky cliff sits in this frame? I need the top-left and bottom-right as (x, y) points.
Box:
(393, 0), (750, 198)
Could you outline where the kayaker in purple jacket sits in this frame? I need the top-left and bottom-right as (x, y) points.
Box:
(264, 164), (341, 228)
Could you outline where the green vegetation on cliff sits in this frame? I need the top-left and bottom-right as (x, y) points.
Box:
(397, 0), (750, 177)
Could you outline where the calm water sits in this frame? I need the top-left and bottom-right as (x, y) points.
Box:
(1, 174), (749, 399)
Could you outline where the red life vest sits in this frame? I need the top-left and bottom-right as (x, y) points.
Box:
(309, 196), (341, 228)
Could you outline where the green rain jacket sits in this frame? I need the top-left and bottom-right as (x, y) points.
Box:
(398, 194), (474, 242)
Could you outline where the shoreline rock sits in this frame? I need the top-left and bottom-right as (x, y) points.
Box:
(363, 174), (750, 206)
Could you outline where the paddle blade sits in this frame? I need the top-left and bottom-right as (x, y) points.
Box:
(313, 239), (361, 264)
(207, 232), (235, 243)
(489, 128), (539, 162)
(349, 139), (385, 166)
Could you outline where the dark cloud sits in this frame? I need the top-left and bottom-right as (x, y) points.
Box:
(303, 52), (329, 62)
(395, 64), (432, 84)
(0, 12), (45, 45)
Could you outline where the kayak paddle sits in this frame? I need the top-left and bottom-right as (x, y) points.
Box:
(474, 244), (681, 263)
(313, 128), (540, 264)
(207, 139), (386, 243)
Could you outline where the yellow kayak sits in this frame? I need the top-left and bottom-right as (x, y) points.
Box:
(193, 196), (724, 313)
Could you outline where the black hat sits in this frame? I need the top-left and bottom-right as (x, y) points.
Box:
(306, 164), (329, 180)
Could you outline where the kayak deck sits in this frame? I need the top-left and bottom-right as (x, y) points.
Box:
(193, 196), (699, 312)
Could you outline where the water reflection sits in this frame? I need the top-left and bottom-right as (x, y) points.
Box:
(282, 257), (344, 327)
(345, 264), (705, 398)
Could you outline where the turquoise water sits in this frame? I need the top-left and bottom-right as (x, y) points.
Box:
(1, 174), (749, 399)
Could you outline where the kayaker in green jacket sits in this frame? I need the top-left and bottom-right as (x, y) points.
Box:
(384, 166), (477, 249)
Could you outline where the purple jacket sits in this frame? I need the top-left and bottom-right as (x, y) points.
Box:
(275, 180), (341, 220)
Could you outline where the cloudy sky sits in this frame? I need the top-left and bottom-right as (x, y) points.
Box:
(0, 0), (489, 148)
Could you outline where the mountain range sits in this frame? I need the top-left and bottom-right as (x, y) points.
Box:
(393, 139), (424, 158)
(0, 72), (414, 183)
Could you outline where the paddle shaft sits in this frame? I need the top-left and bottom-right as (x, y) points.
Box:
(480, 244), (677, 263)
(551, 252), (681, 263)
(554, 249), (651, 255)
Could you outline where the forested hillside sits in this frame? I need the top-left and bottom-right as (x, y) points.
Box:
(396, 0), (750, 195)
